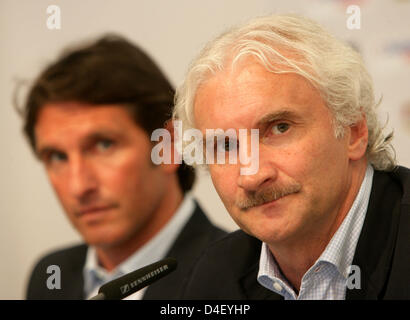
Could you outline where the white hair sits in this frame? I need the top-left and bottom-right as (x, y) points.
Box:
(174, 14), (396, 171)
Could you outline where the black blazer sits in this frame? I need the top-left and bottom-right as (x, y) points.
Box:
(182, 166), (410, 300)
(26, 202), (227, 300)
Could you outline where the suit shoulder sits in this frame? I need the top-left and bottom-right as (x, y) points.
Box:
(31, 243), (88, 268)
(194, 230), (260, 277)
(181, 230), (261, 299)
(391, 166), (410, 204)
(176, 202), (228, 247)
(199, 230), (261, 270)
(26, 243), (87, 299)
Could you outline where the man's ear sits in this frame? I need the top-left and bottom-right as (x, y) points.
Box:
(161, 119), (181, 174)
(348, 114), (368, 161)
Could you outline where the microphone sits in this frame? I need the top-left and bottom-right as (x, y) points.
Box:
(89, 257), (177, 300)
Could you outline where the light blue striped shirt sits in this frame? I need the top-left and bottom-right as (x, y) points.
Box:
(257, 165), (374, 300)
(83, 194), (195, 299)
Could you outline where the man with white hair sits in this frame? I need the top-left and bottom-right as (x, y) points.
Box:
(174, 14), (410, 299)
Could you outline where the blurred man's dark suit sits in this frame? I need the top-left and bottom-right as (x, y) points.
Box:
(26, 203), (226, 299)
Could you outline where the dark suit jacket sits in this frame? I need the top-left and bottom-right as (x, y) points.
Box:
(182, 166), (410, 300)
(26, 202), (227, 300)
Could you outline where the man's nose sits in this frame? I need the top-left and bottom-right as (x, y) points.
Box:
(237, 164), (277, 192)
(236, 147), (277, 192)
(67, 155), (98, 200)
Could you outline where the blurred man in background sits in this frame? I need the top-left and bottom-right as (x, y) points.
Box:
(21, 35), (226, 299)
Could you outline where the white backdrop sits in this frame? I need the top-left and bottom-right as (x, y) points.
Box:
(1, 0), (409, 299)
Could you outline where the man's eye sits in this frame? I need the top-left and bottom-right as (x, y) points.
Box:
(96, 139), (114, 151)
(48, 152), (67, 163)
(271, 122), (290, 135)
(216, 137), (238, 153)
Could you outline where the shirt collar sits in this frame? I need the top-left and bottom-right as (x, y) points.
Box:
(258, 165), (374, 287)
(83, 194), (196, 297)
(318, 164), (374, 278)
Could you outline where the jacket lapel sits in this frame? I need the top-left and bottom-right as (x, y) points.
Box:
(240, 263), (283, 300)
(66, 246), (87, 299)
(232, 233), (283, 300)
(346, 170), (402, 299)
